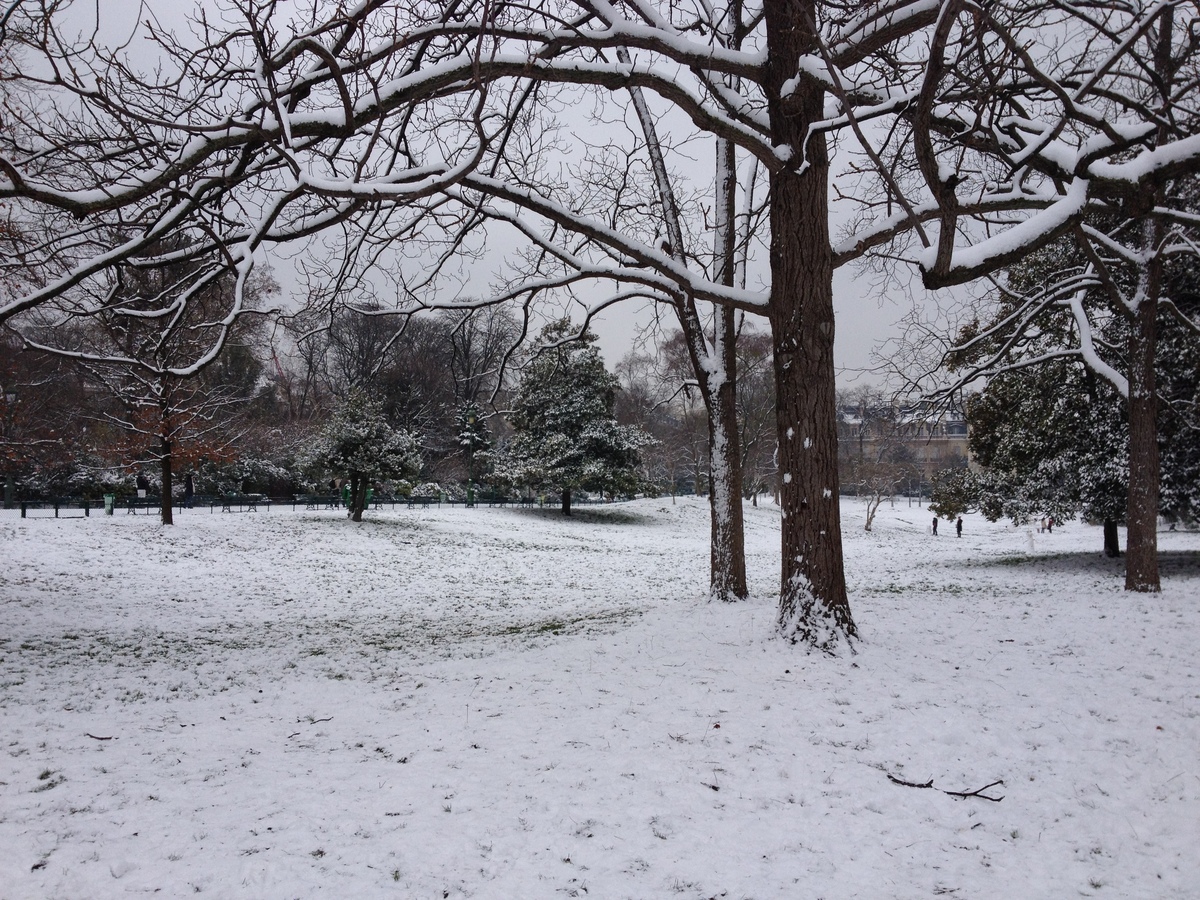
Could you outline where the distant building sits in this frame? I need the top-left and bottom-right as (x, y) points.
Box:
(836, 400), (971, 483)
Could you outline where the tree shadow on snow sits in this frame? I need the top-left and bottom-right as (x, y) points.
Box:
(984, 549), (1200, 581)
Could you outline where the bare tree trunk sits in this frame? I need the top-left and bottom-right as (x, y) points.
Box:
(350, 473), (366, 522)
(1125, 282), (1160, 590)
(766, 0), (855, 649)
(621, 62), (749, 601)
(1123, 10), (1172, 593)
(864, 492), (882, 532)
(701, 137), (748, 602)
(159, 400), (174, 526)
(159, 435), (174, 526)
(706, 308), (749, 601)
(1103, 519), (1121, 558)
(561, 487), (572, 516)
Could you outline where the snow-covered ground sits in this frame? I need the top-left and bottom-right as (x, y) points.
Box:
(1, 498), (1197, 899)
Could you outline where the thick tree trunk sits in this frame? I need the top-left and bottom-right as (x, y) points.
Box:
(765, 0), (855, 649)
(1122, 12), (1171, 593)
(1125, 290), (1160, 590)
(561, 487), (572, 516)
(1103, 518), (1121, 558)
(159, 434), (174, 526)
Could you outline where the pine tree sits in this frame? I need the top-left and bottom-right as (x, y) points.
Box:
(456, 402), (491, 505)
(499, 321), (650, 514)
(302, 394), (422, 522)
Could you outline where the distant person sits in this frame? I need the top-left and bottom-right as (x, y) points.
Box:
(932, 517), (938, 536)
(135, 470), (150, 499)
(956, 516), (963, 538)
(1047, 516), (1054, 534)
(184, 472), (195, 508)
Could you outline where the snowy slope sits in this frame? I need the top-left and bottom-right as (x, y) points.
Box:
(1, 499), (1197, 898)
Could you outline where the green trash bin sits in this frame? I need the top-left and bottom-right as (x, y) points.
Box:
(103, 494), (115, 515)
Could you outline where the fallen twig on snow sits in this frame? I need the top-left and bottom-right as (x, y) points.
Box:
(943, 780), (1005, 802)
(887, 773), (1005, 801)
(85, 733), (113, 741)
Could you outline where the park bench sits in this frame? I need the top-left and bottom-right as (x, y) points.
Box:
(126, 497), (158, 514)
(220, 494), (265, 512)
(299, 494), (341, 510)
(18, 499), (95, 518)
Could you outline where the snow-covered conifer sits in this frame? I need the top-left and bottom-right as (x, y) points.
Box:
(302, 395), (422, 522)
(497, 321), (651, 514)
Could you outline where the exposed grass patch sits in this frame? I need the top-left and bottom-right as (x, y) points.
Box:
(498, 609), (642, 638)
(512, 506), (655, 527)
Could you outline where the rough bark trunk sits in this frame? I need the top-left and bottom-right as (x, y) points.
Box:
(561, 487), (572, 516)
(765, 0), (855, 649)
(158, 396), (173, 525)
(159, 434), (174, 526)
(1103, 518), (1121, 558)
(1125, 289), (1161, 590)
(1122, 10), (1171, 593)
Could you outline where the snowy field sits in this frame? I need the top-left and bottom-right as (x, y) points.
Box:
(1, 498), (1198, 899)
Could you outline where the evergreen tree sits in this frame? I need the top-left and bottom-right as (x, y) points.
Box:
(302, 394), (422, 522)
(932, 336), (1198, 556)
(499, 321), (650, 514)
(931, 361), (1128, 555)
(456, 402), (491, 504)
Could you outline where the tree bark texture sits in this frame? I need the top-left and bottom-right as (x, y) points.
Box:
(350, 473), (366, 522)
(561, 487), (572, 516)
(158, 399), (173, 526)
(1125, 287), (1161, 590)
(1122, 9), (1172, 593)
(159, 433), (174, 526)
(697, 137), (748, 602)
(703, 307), (749, 601)
(765, 0), (855, 648)
(1103, 519), (1121, 558)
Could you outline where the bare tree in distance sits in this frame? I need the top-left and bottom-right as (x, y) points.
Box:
(16, 245), (277, 524)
